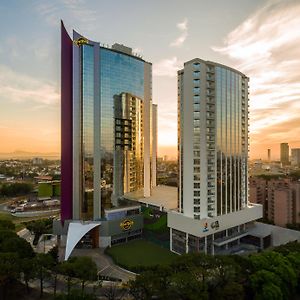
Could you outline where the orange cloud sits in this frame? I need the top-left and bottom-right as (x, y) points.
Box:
(213, 0), (300, 159)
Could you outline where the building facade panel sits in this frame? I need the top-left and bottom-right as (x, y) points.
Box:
(61, 22), (73, 222)
(61, 25), (157, 222)
(172, 58), (262, 255)
(178, 59), (249, 220)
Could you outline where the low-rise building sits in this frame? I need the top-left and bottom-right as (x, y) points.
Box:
(249, 177), (300, 227)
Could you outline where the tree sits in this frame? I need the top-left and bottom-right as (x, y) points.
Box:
(35, 253), (54, 298)
(129, 270), (158, 300)
(20, 257), (36, 294)
(250, 270), (283, 300)
(103, 282), (127, 300)
(0, 229), (18, 245)
(59, 260), (77, 296)
(0, 219), (15, 231)
(249, 251), (297, 299)
(0, 182), (33, 197)
(274, 241), (300, 256)
(48, 245), (59, 263)
(0, 253), (20, 300)
(286, 252), (300, 292)
(26, 219), (52, 245)
(170, 270), (208, 300)
(72, 257), (97, 295)
(48, 247), (60, 297)
(1, 237), (35, 259)
(55, 289), (97, 300)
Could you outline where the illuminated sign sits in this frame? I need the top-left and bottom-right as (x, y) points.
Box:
(74, 37), (89, 47)
(211, 220), (220, 230)
(120, 219), (134, 231)
(203, 222), (209, 232)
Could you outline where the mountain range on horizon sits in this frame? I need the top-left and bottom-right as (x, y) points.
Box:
(0, 150), (60, 159)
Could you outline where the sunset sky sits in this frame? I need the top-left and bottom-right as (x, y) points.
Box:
(0, 0), (299, 160)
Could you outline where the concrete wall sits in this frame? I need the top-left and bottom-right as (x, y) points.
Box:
(99, 214), (143, 236)
(168, 204), (262, 238)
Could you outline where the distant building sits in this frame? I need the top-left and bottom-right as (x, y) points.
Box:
(250, 177), (300, 227)
(32, 157), (43, 165)
(280, 143), (289, 165)
(291, 148), (300, 167)
(38, 181), (61, 199)
(267, 149), (271, 162)
(249, 177), (268, 219)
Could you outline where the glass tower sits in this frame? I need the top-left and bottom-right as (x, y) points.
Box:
(61, 23), (157, 222)
(178, 58), (249, 219)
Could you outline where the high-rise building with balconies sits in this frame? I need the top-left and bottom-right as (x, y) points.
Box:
(169, 58), (262, 255)
(291, 148), (300, 167)
(280, 143), (289, 165)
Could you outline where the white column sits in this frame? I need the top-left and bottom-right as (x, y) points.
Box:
(143, 63), (151, 197)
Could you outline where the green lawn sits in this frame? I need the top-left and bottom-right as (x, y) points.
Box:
(106, 239), (178, 271)
(0, 211), (58, 232)
(144, 214), (167, 232)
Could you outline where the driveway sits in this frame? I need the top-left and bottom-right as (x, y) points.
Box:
(71, 248), (136, 282)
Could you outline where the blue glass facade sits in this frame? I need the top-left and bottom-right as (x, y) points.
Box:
(77, 41), (148, 219)
(81, 45), (94, 219)
(99, 48), (145, 207)
(215, 66), (247, 215)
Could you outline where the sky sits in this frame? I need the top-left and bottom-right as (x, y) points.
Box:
(0, 0), (299, 160)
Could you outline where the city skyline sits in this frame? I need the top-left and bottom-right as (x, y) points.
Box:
(1, 0), (300, 160)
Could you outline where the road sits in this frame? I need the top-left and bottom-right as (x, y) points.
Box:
(17, 228), (34, 245)
(28, 275), (131, 299)
(71, 248), (136, 282)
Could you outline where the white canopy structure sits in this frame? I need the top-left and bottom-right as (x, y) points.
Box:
(65, 221), (101, 260)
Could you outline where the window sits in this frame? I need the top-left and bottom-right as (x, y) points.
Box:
(194, 198), (200, 205)
(194, 112), (200, 119)
(194, 120), (200, 127)
(194, 159), (200, 165)
(193, 79), (200, 86)
(193, 63), (200, 71)
(194, 103), (200, 111)
(194, 167), (200, 173)
(194, 174), (200, 181)
(194, 183), (200, 189)
(194, 151), (200, 157)
(194, 206), (200, 213)
(194, 96), (200, 103)
(193, 71), (200, 78)
(193, 87), (200, 94)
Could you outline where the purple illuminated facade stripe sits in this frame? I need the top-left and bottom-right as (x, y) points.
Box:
(61, 21), (73, 221)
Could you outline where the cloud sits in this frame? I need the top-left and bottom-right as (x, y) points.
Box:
(170, 18), (188, 47)
(212, 0), (300, 158)
(35, 0), (96, 29)
(153, 57), (183, 77)
(0, 64), (59, 106)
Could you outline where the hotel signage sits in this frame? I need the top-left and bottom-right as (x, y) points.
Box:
(211, 220), (220, 230)
(74, 37), (89, 47)
(202, 220), (220, 232)
(120, 219), (134, 231)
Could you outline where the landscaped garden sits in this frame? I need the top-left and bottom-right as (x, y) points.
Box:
(105, 239), (178, 271)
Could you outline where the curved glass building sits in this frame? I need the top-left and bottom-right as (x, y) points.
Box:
(169, 58), (262, 255)
(61, 22), (157, 223)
